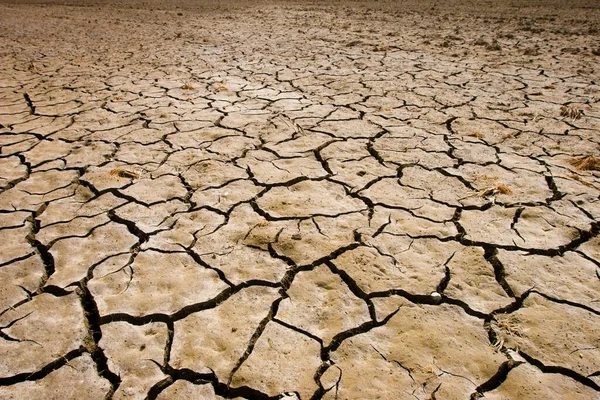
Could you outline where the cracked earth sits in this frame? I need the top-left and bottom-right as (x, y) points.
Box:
(1, 0), (600, 398)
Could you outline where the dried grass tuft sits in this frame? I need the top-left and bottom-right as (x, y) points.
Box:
(461, 183), (513, 202)
(567, 174), (600, 190)
(560, 105), (583, 120)
(570, 155), (600, 171)
(496, 317), (522, 337)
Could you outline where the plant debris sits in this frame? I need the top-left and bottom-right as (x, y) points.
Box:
(570, 155), (600, 171)
(460, 184), (513, 202)
(478, 184), (513, 198)
(109, 169), (140, 179)
(567, 174), (600, 190)
(560, 105), (583, 121)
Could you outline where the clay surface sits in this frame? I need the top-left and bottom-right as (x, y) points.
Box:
(1, 0), (599, 398)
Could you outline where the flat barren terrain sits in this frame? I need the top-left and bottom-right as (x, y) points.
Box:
(1, 0), (599, 399)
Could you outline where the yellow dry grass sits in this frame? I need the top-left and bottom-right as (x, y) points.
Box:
(567, 174), (600, 190)
(570, 155), (600, 171)
(560, 105), (583, 120)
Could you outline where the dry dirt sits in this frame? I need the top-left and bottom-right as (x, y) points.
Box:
(1, 0), (600, 399)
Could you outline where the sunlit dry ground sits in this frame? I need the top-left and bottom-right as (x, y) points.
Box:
(0, 0), (599, 398)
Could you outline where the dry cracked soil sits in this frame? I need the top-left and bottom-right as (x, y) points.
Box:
(1, 0), (600, 399)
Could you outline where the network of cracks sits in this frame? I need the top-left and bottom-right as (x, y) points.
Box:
(0, 1), (599, 399)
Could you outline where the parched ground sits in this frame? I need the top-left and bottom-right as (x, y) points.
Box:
(0, 0), (599, 398)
